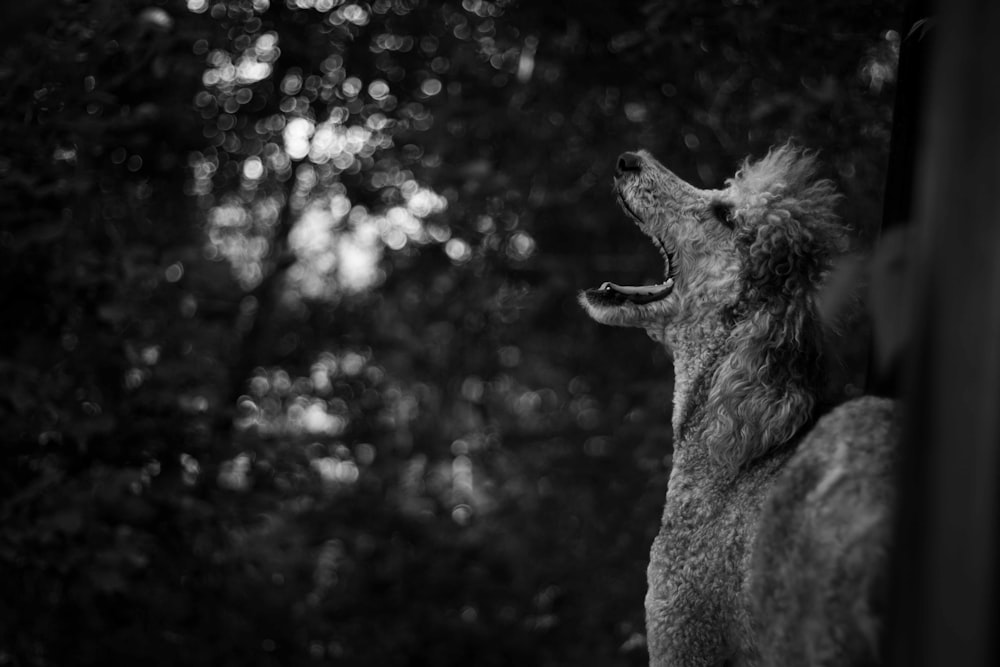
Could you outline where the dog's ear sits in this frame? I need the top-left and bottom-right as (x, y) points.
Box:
(701, 306), (822, 472)
(739, 212), (833, 304)
(732, 146), (845, 303)
(700, 145), (842, 471)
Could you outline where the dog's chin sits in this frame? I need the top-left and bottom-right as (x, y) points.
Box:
(578, 289), (670, 328)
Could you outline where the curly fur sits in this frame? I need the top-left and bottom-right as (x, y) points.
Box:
(580, 145), (898, 666)
(704, 149), (847, 472)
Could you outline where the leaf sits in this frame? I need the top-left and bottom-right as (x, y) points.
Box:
(44, 508), (85, 536)
(89, 566), (128, 594)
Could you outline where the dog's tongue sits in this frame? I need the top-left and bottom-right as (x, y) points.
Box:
(599, 281), (673, 304)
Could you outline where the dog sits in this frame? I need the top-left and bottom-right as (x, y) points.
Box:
(580, 145), (899, 666)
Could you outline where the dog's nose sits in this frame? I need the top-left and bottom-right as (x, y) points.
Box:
(616, 152), (642, 177)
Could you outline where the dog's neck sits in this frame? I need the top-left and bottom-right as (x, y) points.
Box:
(658, 311), (733, 451)
(655, 300), (824, 478)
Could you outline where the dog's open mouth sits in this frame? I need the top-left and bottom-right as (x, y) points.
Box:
(584, 197), (677, 306)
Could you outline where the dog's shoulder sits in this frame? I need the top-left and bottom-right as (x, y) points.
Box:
(769, 396), (899, 503)
(813, 395), (899, 434)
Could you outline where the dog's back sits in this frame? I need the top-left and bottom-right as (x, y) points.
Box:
(750, 396), (899, 666)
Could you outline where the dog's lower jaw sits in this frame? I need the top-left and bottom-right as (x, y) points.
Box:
(577, 290), (676, 329)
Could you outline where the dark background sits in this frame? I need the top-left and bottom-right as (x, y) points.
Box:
(0, 1), (901, 665)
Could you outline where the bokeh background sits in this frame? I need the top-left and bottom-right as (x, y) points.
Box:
(1, 1), (901, 665)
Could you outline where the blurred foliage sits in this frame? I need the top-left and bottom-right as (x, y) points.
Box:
(0, 0), (900, 665)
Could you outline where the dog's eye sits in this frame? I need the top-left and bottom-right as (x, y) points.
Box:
(711, 202), (735, 228)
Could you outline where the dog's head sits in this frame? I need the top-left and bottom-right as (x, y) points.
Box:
(580, 145), (846, 470)
(580, 145), (844, 334)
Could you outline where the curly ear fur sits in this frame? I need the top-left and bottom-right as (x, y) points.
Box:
(703, 146), (845, 471)
(704, 307), (823, 472)
(734, 147), (846, 302)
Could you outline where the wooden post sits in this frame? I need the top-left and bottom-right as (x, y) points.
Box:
(888, 1), (1000, 665)
(867, 0), (931, 396)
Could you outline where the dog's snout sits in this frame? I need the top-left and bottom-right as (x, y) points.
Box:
(616, 152), (642, 177)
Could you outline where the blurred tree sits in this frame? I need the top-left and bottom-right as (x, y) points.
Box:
(1, 1), (901, 665)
